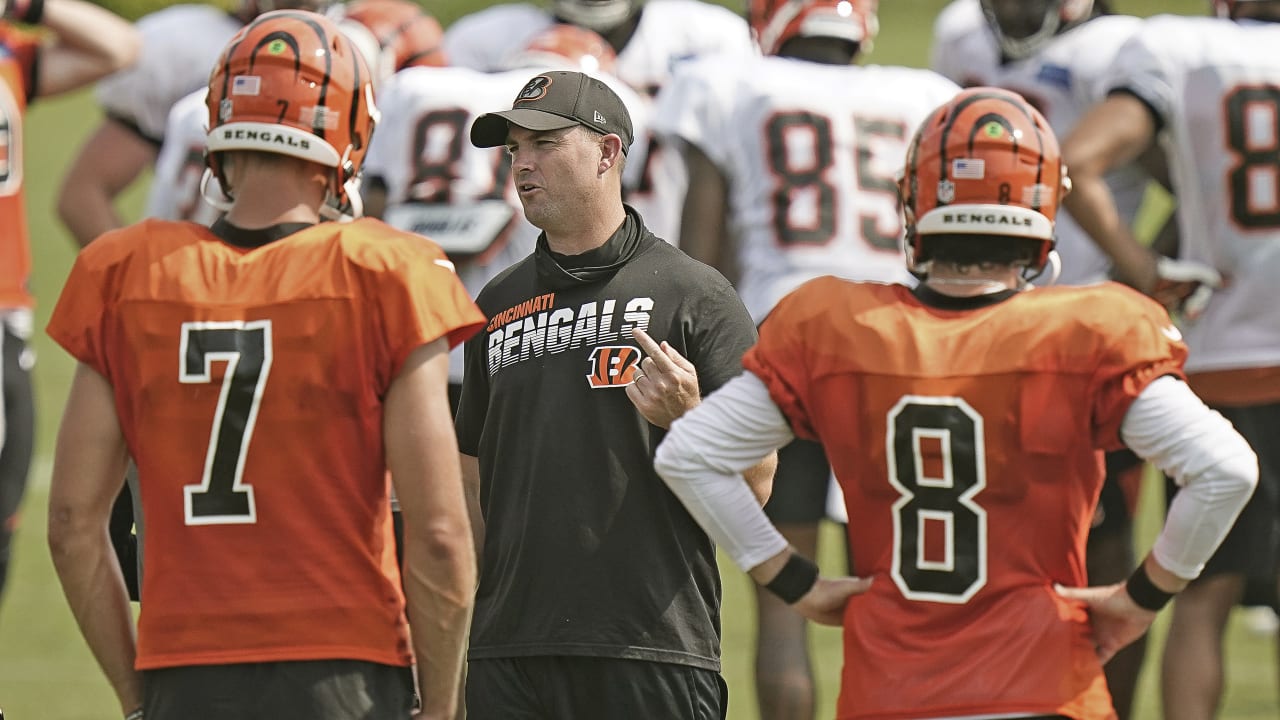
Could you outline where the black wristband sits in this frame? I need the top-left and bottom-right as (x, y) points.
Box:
(764, 553), (819, 604)
(4, 0), (43, 24)
(1125, 564), (1175, 612)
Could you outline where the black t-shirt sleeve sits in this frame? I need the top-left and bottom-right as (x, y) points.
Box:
(685, 268), (757, 396)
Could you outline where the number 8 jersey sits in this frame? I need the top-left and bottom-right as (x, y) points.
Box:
(1108, 15), (1280, 398)
(651, 54), (959, 323)
(46, 218), (484, 670)
(744, 278), (1186, 719)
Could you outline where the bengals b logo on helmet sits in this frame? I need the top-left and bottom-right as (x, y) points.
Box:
(587, 345), (642, 388)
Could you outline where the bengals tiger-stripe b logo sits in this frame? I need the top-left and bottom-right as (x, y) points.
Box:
(587, 345), (641, 388)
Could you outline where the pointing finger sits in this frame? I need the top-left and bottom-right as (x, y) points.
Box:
(632, 328), (679, 373)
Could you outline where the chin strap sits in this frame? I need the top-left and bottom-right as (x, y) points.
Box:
(1020, 249), (1062, 289)
(319, 177), (364, 223)
(201, 169), (363, 223)
(199, 170), (234, 215)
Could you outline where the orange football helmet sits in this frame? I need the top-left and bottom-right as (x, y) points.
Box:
(339, 0), (446, 83)
(505, 24), (618, 75)
(748, 0), (879, 57)
(899, 87), (1066, 276)
(205, 9), (377, 217)
(979, 0), (1094, 60)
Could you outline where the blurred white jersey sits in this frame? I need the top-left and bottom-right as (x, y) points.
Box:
(443, 0), (754, 244)
(931, 7), (1148, 285)
(145, 88), (220, 224)
(1110, 16), (1280, 374)
(443, 0), (753, 96)
(96, 4), (242, 144)
(653, 54), (958, 322)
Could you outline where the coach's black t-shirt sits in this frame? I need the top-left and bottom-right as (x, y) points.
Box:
(455, 207), (756, 671)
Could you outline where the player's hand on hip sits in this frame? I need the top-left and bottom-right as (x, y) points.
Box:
(1054, 582), (1157, 665)
(794, 576), (872, 627)
(626, 327), (700, 429)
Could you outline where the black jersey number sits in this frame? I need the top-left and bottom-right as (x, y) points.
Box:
(410, 108), (511, 203)
(1225, 85), (1280, 229)
(764, 111), (905, 250)
(181, 321), (273, 525)
(0, 83), (19, 196)
(886, 396), (987, 604)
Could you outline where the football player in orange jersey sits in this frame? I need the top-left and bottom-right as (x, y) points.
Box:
(0, 0), (138, 610)
(655, 1), (958, 715)
(46, 11), (482, 720)
(656, 87), (1259, 720)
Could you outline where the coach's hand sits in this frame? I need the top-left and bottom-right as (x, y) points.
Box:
(794, 576), (873, 626)
(1055, 582), (1158, 665)
(627, 328), (700, 429)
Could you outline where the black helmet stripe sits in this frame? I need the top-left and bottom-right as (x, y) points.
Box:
(936, 90), (1049, 203)
(250, 31), (302, 76)
(272, 10), (334, 141)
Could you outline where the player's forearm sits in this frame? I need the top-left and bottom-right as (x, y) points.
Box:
(655, 372), (793, 569)
(47, 523), (140, 712)
(58, 178), (126, 247)
(1063, 171), (1157, 291)
(402, 526), (476, 717)
(41, 0), (140, 78)
(1122, 376), (1259, 579)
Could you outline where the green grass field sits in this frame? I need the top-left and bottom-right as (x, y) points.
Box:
(2, 1), (1277, 718)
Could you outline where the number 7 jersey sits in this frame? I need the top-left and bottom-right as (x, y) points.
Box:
(652, 54), (959, 322)
(744, 278), (1186, 719)
(46, 218), (485, 670)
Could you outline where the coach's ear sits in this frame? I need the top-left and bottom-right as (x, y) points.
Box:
(598, 133), (624, 177)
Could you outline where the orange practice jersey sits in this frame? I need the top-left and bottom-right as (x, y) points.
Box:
(745, 278), (1186, 720)
(0, 24), (37, 309)
(47, 218), (485, 670)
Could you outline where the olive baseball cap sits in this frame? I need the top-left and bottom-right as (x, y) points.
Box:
(470, 70), (635, 154)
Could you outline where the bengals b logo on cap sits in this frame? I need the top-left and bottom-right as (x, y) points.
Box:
(515, 75), (552, 104)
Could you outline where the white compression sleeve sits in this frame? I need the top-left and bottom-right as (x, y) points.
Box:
(655, 372), (795, 570)
(1120, 375), (1259, 579)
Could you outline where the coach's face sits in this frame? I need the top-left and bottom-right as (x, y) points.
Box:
(505, 124), (604, 232)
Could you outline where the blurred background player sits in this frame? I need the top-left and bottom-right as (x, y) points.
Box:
(651, 1), (957, 716)
(1063, 1), (1280, 717)
(55, 0), (330, 247)
(338, 0), (447, 80)
(928, 2), (1168, 715)
(0, 0), (138, 612)
(655, 86), (1258, 720)
(443, 0), (752, 96)
(445, 0), (757, 243)
(363, 22), (647, 404)
(146, 0), (448, 227)
(46, 10), (482, 718)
